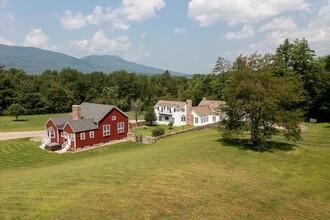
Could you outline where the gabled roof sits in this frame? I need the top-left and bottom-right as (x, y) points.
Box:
(198, 98), (225, 112)
(51, 116), (72, 129)
(81, 102), (128, 123)
(154, 100), (186, 109)
(48, 102), (128, 133)
(192, 105), (213, 116)
(65, 118), (98, 133)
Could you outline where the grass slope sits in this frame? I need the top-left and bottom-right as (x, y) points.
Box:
(0, 113), (68, 132)
(0, 124), (329, 219)
(0, 112), (143, 132)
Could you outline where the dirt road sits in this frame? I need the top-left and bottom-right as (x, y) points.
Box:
(0, 131), (45, 141)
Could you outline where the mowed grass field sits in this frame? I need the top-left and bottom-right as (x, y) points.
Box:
(0, 111), (143, 132)
(0, 113), (68, 132)
(0, 124), (329, 219)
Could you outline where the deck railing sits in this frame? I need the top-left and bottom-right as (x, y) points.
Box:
(41, 137), (50, 148)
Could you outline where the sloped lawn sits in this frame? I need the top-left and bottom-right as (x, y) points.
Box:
(0, 123), (329, 219)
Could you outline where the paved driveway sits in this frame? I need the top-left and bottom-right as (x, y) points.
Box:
(0, 130), (45, 141)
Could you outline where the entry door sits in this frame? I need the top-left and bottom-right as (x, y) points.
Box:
(67, 135), (72, 146)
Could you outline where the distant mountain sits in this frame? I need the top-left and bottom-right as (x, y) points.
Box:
(0, 44), (187, 76)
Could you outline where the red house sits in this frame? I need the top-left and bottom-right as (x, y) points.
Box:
(42, 102), (129, 152)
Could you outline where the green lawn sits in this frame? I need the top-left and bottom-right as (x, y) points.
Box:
(0, 111), (144, 132)
(0, 123), (329, 219)
(130, 124), (193, 136)
(0, 113), (68, 132)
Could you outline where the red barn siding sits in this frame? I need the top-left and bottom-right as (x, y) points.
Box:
(46, 120), (58, 143)
(74, 108), (128, 148)
(63, 124), (75, 149)
(46, 107), (128, 149)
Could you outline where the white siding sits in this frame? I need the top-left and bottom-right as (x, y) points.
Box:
(154, 104), (187, 126)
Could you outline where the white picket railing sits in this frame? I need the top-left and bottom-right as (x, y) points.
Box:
(60, 141), (70, 152)
(41, 137), (50, 148)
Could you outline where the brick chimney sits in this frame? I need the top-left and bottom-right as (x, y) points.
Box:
(72, 105), (81, 121)
(186, 99), (193, 126)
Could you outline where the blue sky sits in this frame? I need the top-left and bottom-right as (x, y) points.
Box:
(0, 0), (329, 74)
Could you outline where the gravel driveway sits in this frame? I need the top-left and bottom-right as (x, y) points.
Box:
(0, 130), (45, 141)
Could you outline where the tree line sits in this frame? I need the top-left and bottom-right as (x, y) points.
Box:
(0, 38), (329, 123)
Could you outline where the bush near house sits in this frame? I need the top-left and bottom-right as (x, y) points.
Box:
(152, 127), (165, 137)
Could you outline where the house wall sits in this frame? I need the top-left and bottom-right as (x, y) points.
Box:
(46, 120), (59, 143)
(63, 125), (75, 148)
(192, 112), (224, 126)
(154, 105), (187, 126)
(74, 108), (129, 148)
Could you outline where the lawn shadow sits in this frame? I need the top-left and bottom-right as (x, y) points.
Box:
(217, 138), (295, 152)
(12, 119), (28, 122)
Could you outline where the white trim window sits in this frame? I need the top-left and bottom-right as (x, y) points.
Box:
(103, 124), (110, 136)
(213, 116), (216, 122)
(195, 117), (199, 124)
(112, 116), (116, 121)
(80, 132), (85, 140)
(201, 116), (209, 123)
(69, 134), (74, 141)
(49, 131), (55, 138)
(90, 131), (94, 138)
(118, 122), (124, 134)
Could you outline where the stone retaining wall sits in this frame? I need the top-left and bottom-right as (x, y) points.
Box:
(128, 122), (220, 144)
(129, 120), (148, 129)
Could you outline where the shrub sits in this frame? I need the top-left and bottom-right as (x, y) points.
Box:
(144, 106), (157, 125)
(152, 127), (165, 137)
(168, 121), (174, 130)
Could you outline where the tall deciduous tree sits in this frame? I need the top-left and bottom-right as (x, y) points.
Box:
(274, 38), (329, 121)
(222, 53), (303, 151)
(131, 99), (143, 125)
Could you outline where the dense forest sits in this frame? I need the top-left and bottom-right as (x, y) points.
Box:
(0, 38), (329, 121)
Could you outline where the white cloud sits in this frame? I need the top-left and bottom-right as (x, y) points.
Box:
(23, 28), (49, 48)
(111, 18), (130, 30)
(124, 43), (150, 61)
(259, 16), (297, 32)
(70, 39), (89, 50)
(0, 36), (15, 45)
(225, 25), (255, 40)
(174, 28), (186, 34)
(60, 0), (165, 31)
(86, 6), (109, 25)
(89, 30), (131, 54)
(188, 0), (310, 26)
(119, 0), (165, 22)
(60, 10), (86, 30)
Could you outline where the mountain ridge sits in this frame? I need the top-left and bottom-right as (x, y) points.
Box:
(0, 44), (187, 76)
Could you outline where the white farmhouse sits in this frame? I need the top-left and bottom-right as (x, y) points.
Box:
(153, 100), (188, 126)
(154, 98), (226, 126)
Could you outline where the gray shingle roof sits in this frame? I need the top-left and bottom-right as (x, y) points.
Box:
(51, 116), (72, 129)
(49, 103), (128, 133)
(81, 102), (128, 123)
(67, 118), (98, 133)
